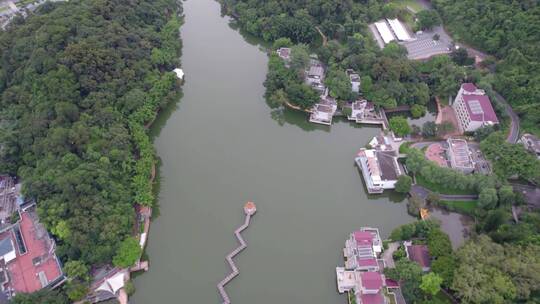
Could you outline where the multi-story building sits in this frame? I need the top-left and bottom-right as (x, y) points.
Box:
(452, 83), (499, 132)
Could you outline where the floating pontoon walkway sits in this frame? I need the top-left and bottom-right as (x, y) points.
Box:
(217, 202), (257, 304)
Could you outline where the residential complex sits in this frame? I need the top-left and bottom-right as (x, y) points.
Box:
(0, 176), (64, 300)
(355, 134), (403, 194)
(452, 83), (499, 132)
(337, 228), (398, 304)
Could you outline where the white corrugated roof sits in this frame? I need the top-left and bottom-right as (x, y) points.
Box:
(387, 19), (412, 41)
(375, 21), (395, 44)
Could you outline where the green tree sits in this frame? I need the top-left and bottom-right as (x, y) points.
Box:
(326, 69), (352, 100)
(11, 290), (68, 304)
(64, 260), (89, 282)
(395, 175), (413, 193)
(452, 236), (518, 303)
(273, 37), (293, 49)
(289, 44), (310, 71)
(113, 237), (142, 268)
(478, 188), (498, 209)
(422, 121), (437, 138)
(427, 229), (452, 258)
(389, 116), (411, 137)
(498, 185), (515, 206)
(417, 10), (441, 30)
(420, 273), (443, 296)
(285, 83), (320, 109)
(410, 104), (426, 118)
(431, 255), (457, 287)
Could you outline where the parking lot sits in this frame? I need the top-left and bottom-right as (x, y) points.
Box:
(401, 26), (453, 60)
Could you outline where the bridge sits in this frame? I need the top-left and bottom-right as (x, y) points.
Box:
(217, 202), (257, 304)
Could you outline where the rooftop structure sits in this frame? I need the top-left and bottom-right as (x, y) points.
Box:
(386, 19), (412, 41)
(355, 149), (402, 194)
(374, 21), (395, 44)
(276, 47), (291, 61)
(452, 83), (499, 132)
(520, 134), (540, 159)
(405, 242), (431, 272)
(446, 138), (474, 173)
(305, 61), (326, 93)
(344, 228), (382, 271)
(346, 69), (361, 93)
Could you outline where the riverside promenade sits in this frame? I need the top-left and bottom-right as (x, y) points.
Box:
(217, 202), (257, 304)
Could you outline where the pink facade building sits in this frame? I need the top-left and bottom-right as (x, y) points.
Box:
(452, 83), (499, 132)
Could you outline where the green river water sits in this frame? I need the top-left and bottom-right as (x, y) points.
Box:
(132, 0), (413, 303)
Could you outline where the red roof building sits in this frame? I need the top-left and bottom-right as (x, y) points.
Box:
(406, 244), (431, 272)
(2, 207), (64, 297)
(452, 83), (499, 132)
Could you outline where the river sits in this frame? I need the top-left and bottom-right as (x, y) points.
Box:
(132, 0), (413, 303)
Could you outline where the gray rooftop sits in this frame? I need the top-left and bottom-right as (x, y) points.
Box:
(0, 237), (13, 257)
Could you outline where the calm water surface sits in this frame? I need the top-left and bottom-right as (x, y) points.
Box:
(132, 1), (413, 303)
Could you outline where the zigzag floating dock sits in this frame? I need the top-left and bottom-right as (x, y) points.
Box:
(217, 202), (257, 304)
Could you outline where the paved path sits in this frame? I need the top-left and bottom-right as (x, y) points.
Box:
(217, 213), (253, 304)
(382, 242), (400, 268)
(411, 184), (478, 201)
(492, 91), (520, 143)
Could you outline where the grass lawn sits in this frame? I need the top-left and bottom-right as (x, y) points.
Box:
(392, 0), (426, 14)
(416, 175), (476, 195)
(439, 200), (478, 214)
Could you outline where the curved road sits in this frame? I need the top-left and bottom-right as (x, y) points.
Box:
(493, 91), (520, 143)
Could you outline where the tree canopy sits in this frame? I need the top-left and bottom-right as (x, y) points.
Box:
(0, 0), (182, 266)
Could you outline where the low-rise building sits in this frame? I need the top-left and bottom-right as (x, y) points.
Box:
(305, 60), (326, 93)
(355, 149), (402, 194)
(452, 83), (499, 132)
(309, 95), (337, 126)
(520, 133), (540, 159)
(446, 138), (474, 173)
(405, 241), (431, 272)
(346, 70), (361, 93)
(276, 47), (291, 62)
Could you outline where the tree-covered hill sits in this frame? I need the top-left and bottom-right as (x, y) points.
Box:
(433, 0), (540, 135)
(0, 0), (182, 266)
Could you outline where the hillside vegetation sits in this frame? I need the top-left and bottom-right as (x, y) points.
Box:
(0, 0), (182, 267)
(433, 0), (540, 135)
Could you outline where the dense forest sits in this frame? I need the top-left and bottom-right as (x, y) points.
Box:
(433, 0), (540, 135)
(0, 0), (182, 292)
